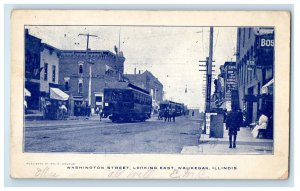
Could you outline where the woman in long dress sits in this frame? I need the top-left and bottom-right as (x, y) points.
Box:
(252, 113), (268, 138)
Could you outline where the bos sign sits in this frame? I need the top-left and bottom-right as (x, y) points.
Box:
(257, 34), (274, 47)
(256, 34), (274, 67)
(260, 38), (274, 47)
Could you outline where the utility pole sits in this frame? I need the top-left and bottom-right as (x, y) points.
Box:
(78, 33), (98, 107)
(198, 27), (214, 135)
(198, 27), (214, 113)
(206, 27), (214, 112)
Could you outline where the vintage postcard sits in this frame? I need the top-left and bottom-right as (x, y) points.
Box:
(10, 10), (290, 179)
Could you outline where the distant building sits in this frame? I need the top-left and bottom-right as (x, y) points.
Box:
(124, 70), (163, 112)
(236, 27), (274, 128)
(58, 49), (125, 113)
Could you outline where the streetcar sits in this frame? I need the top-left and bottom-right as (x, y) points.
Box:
(159, 100), (185, 117)
(102, 84), (152, 122)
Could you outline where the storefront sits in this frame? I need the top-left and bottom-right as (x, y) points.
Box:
(72, 96), (88, 116)
(40, 87), (69, 119)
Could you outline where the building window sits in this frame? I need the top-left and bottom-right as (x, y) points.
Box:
(248, 66), (250, 83)
(65, 81), (69, 91)
(44, 63), (48, 81)
(243, 28), (245, 47)
(243, 60), (246, 85)
(79, 64), (83, 74)
(239, 63), (243, 83)
(52, 65), (56, 83)
(64, 77), (70, 91)
(78, 82), (83, 94)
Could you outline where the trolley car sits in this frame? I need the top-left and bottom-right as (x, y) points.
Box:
(102, 84), (152, 122)
(159, 100), (185, 117)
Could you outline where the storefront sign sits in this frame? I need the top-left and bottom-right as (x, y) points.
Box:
(225, 65), (237, 101)
(255, 34), (274, 67)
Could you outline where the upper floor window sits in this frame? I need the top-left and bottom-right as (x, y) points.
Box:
(64, 77), (70, 91)
(79, 64), (83, 74)
(52, 65), (56, 83)
(65, 81), (69, 91)
(44, 63), (48, 81)
(78, 82), (83, 94)
(78, 78), (83, 94)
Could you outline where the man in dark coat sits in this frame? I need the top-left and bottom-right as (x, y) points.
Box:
(226, 106), (243, 148)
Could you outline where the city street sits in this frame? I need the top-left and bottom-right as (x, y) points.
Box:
(24, 115), (202, 153)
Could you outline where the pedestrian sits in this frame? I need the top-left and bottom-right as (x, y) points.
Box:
(87, 105), (91, 117)
(157, 109), (161, 120)
(95, 106), (99, 115)
(168, 108), (172, 122)
(223, 109), (227, 129)
(172, 109), (176, 122)
(192, 110), (194, 117)
(99, 107), (103, 121)
(59, 102), (68, 120)
(164, 108), (168, 122)
(252, 111), (268, 138)
(225, 105), (243, 148)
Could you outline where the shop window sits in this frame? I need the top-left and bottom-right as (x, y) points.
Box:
(44, 63), (48, 81)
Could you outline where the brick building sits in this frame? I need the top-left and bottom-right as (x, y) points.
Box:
(25, 29), (42, 110)
(236, 27), (274, 134)
(58, 49), (125, 114)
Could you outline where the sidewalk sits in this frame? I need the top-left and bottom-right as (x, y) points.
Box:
(181, 126), (273, 154)
(25, 110), (44, 120)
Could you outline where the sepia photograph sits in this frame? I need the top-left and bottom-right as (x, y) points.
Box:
(10, 10), (290, 179)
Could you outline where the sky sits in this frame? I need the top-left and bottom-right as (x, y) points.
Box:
(26, 25), (237, 111)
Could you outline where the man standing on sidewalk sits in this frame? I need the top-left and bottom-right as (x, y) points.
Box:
(226, 106), (243, 148)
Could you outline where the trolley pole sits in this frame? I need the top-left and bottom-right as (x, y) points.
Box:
(78, 33), (98, 107)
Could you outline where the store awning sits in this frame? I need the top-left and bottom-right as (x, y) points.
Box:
(24, 88), (31, 97)
(261, 79), (274, 94)
(50, 88), (69, 101)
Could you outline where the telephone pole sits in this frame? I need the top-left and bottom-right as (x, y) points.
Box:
(206, 27), (214, 112)
(78, 33), (98, 107)
(198, 27), (214, 135)
(199, 27), (215, 113)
